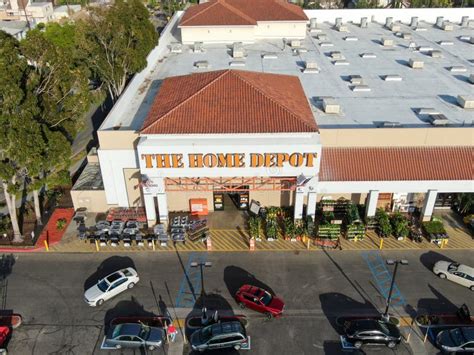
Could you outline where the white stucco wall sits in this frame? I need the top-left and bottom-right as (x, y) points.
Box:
(255, 21), (307, 39)
(181, 26), (255, 44)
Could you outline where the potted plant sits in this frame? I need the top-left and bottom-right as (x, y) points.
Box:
(375, 208), (392, 238)
(56, 218), (67, 231)
(249, 216), (261, 240)
(284, 217), (295, 241)
(390, 212), (409, 241)
(294, 219), (306, 241)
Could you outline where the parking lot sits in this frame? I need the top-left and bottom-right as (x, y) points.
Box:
(2, 249), (473, 354)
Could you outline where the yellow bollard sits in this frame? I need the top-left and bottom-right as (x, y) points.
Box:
(354, 236), (358, 242)
(379, 238), (384, 250)
(152, 239), (156, 251)
(43, 240), (49, 252)
(95, 239), (100, 252)
(444, 238), (448, 245)
(307, 239), (310, 250)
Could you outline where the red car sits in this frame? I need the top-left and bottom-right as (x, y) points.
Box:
(235, 285), (284, 319)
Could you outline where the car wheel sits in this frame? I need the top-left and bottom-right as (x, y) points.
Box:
(354, 341), (363, 349)
(128, 282), (135, 289)
(239, 302), (246, 309)
(387, 341), (397, 349)
(438, 273), (447, 279)
(265, 312), (273, 320)
(96, 299), (104, 306)
(234, 344), (241, 350)
(470, 286), (474, 291)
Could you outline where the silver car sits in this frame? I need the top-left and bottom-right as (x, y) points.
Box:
(104, 323), (164, 350)
(191, 321), (247, 352)
(433, 261), (474, 291)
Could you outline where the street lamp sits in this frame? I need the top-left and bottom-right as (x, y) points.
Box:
(190, 261), (212, 298)
(383, 259), (408, 321)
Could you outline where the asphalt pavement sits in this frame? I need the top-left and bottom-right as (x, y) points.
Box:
(1, 249), (473, 354)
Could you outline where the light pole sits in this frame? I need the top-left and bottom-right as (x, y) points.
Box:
(190, 261), (212, 299)
(383, 259), (408, 321)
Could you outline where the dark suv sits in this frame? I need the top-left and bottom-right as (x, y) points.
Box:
(190, 321), (247, 352)
(343, 318), (401, 349)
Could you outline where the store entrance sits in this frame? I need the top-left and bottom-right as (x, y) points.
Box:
(213, 188), (249, 211)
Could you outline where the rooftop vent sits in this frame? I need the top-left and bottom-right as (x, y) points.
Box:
(461, 16), (469, 27)
(459, 35), (471, 41)
(349, 75), (363, 84)
(317, 33), (328, 40)
(376, 121), (403, 128)
(436, 16), (444, 28)
(351, 84), (371, 92)
(428, 114), (450, 126)
(320, 42), (334, 47)
(360, 52), (377, 58)
(449, 66), (467, 72)
(194, 60), (209, 69)
(262, 53), (278, 59)
(229, 60), (245, 67)
(170, 43), (182, 53)
(430, 50), (442, 58)
(322, 98), (340, 114)
(409, 58), (424, 69)
(381, 37), (393, 47)
(457, 95), (474, 109)
(194, 42), (204, 53)
(232, 42), (245, 58)
(383, 74), (402, 81)
(344, 36), (358, 41)
(438, 40), (453, 46)
(303, 61), (320, 74)
(295, 47), (308, 54)
(410, 16), (418, 28)
(333, 60), (349, 66)
(418, 108), (440, 115)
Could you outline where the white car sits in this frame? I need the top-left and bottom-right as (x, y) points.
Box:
(433, 261), (474, 291)
(84, 267), (139, 306)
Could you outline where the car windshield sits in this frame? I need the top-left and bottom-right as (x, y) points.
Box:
(199, 325), (213, 343)
(97, 279), (109, 292)
(112, 325), (122, 338)
(139, 325), (150, 340)
(448, 263), (460, 272)
(260, 291), (272, 306)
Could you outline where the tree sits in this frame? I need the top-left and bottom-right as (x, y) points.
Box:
(355, 0), (380, 7)
(77, 0), (158, 101)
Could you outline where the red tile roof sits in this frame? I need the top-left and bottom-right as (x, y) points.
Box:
(180, 0), (308, 27)
(141, 70), (318, 134)
(320, 147), (474, 181)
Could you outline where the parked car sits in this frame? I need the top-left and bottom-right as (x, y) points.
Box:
(433, 261), (474, 291)
(436, 327), (474, 353)
(190, 321), (248, 352)
(84, 267), (139, 306)
(342, 318), (401, 349)
(104, 323), (164, 350)
(235, 285), (284, 319)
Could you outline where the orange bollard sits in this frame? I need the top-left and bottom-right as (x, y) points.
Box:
(249, 237), (255, 251)
(207, 236), (212, 251)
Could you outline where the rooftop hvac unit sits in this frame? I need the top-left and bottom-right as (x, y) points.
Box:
(330, 51), (344, 59)
(409, 58), (424, 69)
(381, 38), (393, 47)
(428, 114), (450, 126)
(322, 98), (340, 114)
(170, 43), (182, 53)
(349, 75), (363, 84)
(402, 32), (412, 40)
(430, 50), (442, 58)
(303, 61), (319, 74)
(449, 66), (467, 72)
(383, 74), (402, 81)
(290, 39), (301, 48)
(194, 60), (209, 69)
(337, 25), (349, 32)
(457, 95), (474, 109)
(317, 33), (328, 40)
(442, 22), (454, 31)
(389, 23), (401, 32)
(232, 42), (244, 58)
(194, 42), (204, 53)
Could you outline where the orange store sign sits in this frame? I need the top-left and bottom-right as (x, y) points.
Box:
(141, 152), (318, 169)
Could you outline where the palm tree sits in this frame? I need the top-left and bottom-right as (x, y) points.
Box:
(456, 193), (473, 215)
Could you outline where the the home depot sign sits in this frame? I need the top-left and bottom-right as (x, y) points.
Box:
(141, 152), (318, 169)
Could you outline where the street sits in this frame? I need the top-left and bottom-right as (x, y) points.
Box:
(2, 249), (473, 354)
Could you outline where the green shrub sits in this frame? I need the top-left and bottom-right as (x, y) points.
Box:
(375, 208), (392, 237)
(390, 212), (409, 239)
(423, 221), (446, 234)
(56, 218), (67, 231)
(284, 217), (295, 239)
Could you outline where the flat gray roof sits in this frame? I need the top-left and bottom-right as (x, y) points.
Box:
(102, 19), (474, 131)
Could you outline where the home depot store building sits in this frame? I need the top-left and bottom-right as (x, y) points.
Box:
(72, 68), (473, 226)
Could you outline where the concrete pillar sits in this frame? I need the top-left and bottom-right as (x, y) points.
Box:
(157, 193), (168, 223)
(421, 190), (438, 222)
(360, 17), (368, 28)
(307, 192), (317, 218)
(410, 16), (418, 28)
(365, 190), (380, 218)
(144, 194), (156, 225)
(294, 188), (305, 220)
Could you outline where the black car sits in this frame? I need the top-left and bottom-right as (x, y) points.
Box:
(343, 318), (401, 349)
(190, 321), (247, 352)
(436, 327), (474, 354)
